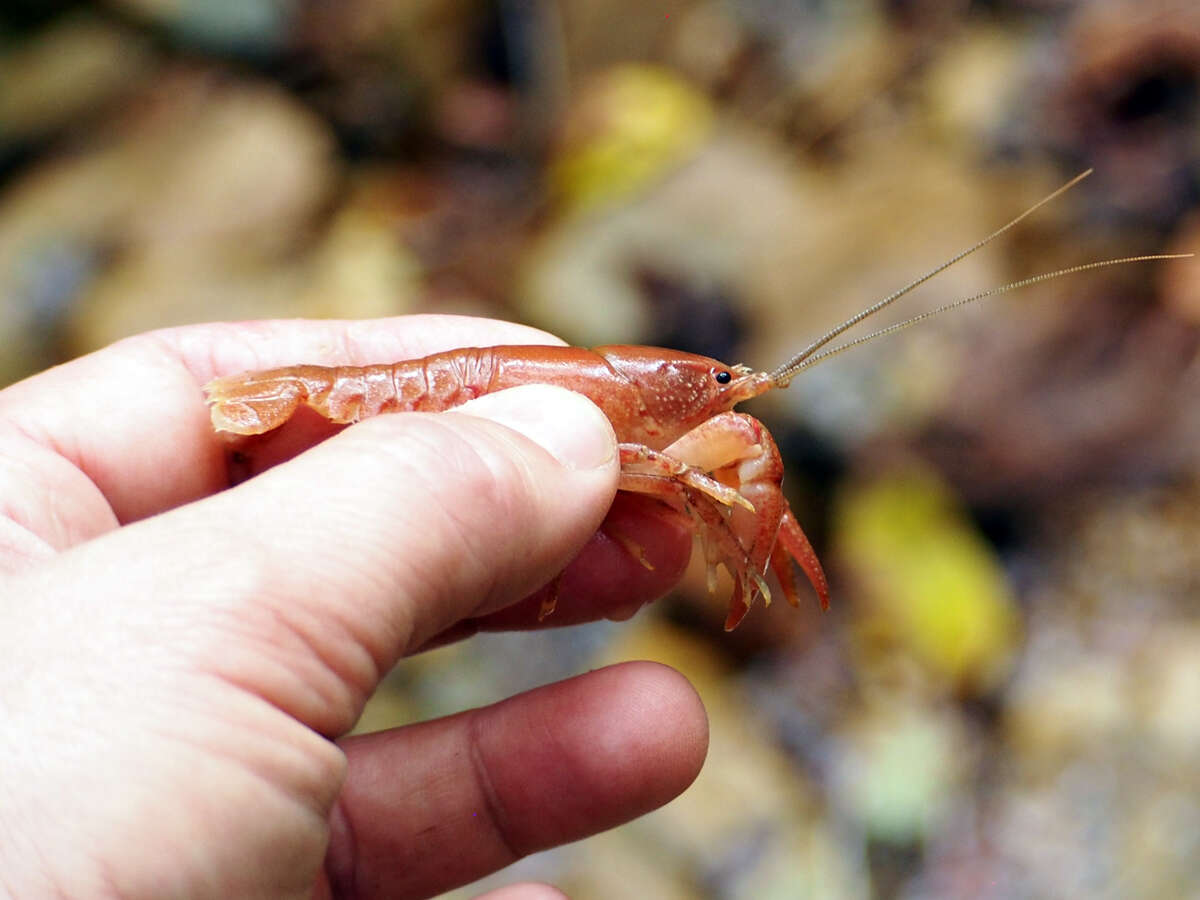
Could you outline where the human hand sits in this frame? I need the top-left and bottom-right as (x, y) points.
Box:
(0, 316), (708, 899)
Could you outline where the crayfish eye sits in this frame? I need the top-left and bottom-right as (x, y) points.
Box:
(714, 370), (732, 384)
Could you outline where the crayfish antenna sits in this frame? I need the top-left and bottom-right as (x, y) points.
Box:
(768, 168), (1194, 387)
(793, 253), (1195, 373)
(770, 170), (1095, 386)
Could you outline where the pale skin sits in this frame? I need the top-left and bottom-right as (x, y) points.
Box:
(0, 316), (709, 899)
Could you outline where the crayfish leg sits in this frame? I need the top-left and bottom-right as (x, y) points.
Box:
(619, 445), (755, 512)
(600, 521), (656, 571)
(615, 420), (830, 628)
(617, 468), (763, 611)
(665, 412), (831, 624)
(538, 572), (564, 621)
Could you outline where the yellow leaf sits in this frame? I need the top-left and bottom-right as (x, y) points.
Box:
(551, 64), (714, 215)
(835, 465), (1019, 692)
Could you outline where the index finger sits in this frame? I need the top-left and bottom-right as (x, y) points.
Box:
(0, 316), (564, 524)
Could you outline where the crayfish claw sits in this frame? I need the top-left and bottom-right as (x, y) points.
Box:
(769, 544), (803, 609)
(723, 597), (750, 631)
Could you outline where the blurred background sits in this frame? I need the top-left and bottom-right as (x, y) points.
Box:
(3, 0), (1199, 896)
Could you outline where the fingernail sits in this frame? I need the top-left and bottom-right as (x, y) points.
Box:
(459, 385), (616, 470)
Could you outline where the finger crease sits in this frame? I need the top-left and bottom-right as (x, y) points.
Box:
(466, 711), (524, 864)
(326, 790), (362, 898)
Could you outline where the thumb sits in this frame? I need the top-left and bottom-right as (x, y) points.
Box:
(30, 384), (619, 736)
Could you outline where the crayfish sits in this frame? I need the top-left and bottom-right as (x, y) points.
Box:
(205, 171), (1186, 629)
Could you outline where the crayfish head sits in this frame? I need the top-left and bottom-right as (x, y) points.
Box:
(594, 346), (775, 444)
